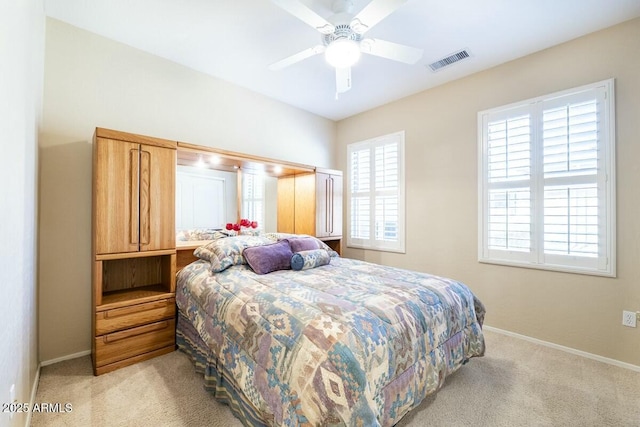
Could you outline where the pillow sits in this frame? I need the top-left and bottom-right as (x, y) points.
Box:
(286, 237), (323, 252)
(178, 228), (230, 242)
(194, 235), (272, 272)
(239, 228), (263, 236)
(264, 233), (339, 257)
(290, 249), (331, 271)
(243, 240), (293, 275)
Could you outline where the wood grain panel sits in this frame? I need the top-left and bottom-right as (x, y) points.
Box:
(94, 319), (175, 367)
(139, 149), (150, 245)
(129, 149), (140, 246)
(277, 176), (296, 233)
(94, 138), (140, 254)
(99, 285), (173, 309)
(101, 257), (162, 293)
(96, 127), (177, 150)
(176, 248), (199, 272)
(95, 298), (175, 335)
(294, 173), (316, 236)
(140, 144), (176, 252)
(94, 346), (175, 376)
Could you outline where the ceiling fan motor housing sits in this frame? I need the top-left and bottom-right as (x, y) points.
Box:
(323, 24), (362, 46)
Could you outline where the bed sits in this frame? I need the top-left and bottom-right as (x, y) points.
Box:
(176, 234), (486, 426)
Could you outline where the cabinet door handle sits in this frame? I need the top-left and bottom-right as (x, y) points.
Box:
(325, 177), (330, 234)
(129, 148), (139, 245)
(329, 177), (334, 234)
(139, 150), (151, 246)
(103, 320), (169, 343)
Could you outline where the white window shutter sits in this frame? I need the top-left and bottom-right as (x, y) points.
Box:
(479, 79), (615, 276)
(242, 173), (265, 227)
(348, 132), (405, 252)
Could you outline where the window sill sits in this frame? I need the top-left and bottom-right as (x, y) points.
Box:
(478, 258), (616, 278)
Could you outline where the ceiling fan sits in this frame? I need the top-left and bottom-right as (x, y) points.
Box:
(269, 0), (423, 96)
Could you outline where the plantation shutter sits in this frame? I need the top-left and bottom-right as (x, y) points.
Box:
(374, 142), (399, 242)
(541, 91), (602, 267)
(479, 79), (614, 276)
(348, 132), (405, 252)
(350, 147), (371, 240)
(484, 107), (534, 262)
(242, 173), (264, 227)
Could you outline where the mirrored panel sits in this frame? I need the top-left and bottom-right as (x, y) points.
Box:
(176, 165), (237, 230)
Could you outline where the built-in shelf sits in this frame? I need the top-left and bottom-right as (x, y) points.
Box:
(99, 285), (174, 311)
(95, 254), (175, 307)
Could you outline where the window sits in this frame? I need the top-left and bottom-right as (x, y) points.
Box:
(242, 172), (265, 228)
(347, 131), (405, 252)
(478, 79), (615, 276)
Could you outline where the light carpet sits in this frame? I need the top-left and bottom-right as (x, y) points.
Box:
(31, 330), (640, 426)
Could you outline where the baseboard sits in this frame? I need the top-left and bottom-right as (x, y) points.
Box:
(25, 351), (90, 426)
(484, 325), (640, 373)
(40, 350), (91, 367)
(25, 363), (41, 427)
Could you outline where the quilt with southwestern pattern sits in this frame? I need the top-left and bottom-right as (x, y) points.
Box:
(176, 257), (485, 426)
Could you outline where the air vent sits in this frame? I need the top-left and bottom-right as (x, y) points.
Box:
(428, 50), (470, 72)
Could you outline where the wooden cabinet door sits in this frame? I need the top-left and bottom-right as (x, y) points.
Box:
(315, 173), (343, 238)
(139, 144), (175, 252)
(330, 174), (343, 237)
(277, 176), (296, 233)
(95, 138), (140, 255)
(315, 173), (330, 237)
(294, 173), (316, 236)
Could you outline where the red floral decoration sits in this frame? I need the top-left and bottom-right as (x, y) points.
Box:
(225, 219), (259, 232)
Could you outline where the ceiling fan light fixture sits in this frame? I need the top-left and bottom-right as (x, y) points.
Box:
(325, 39), (361, 68)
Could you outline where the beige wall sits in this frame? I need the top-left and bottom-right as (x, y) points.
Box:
(40, 15), (640, 368)
(1, 0), (44, 425)
(336, 18), (640, 366)
(39, 18), (336, 361)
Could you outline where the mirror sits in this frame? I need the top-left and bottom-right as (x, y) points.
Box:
(175, 143), (315, 243)
(176, 164), (237, 232)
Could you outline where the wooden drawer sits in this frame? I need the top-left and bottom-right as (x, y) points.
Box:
(96, 298), (175, 335)
(94, 319), (175, 368)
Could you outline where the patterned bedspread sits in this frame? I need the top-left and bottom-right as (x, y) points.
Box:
(176, 257), (485, 426)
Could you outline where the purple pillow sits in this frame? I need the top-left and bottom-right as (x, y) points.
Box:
(243, 240), (293, 275)
(286, 237), (323, 252)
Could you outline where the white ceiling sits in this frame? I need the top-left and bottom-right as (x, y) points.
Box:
(44, 0), (640, 121)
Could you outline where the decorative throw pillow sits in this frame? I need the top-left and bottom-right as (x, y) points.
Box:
(243, 240), (293, 275)
(264, 233), (339, 257)
(194, 235), (272, 272)
(290, 249), (331, 271)
(286, 236), (322, 252)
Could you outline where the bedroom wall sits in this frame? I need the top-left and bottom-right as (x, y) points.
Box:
(336, 18), (640, 367)
(39, 18), (336, 362)
(0, 0), (44, 425)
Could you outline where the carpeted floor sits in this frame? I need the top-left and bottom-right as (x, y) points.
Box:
(31, 329), (640, 426)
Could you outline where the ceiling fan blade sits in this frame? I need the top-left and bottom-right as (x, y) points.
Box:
(350, 0), (408, 34)
(336, 67), (352, 94)
(271, 0), (335, 34)
(269, 45), (326, 71)
(360, 38), (423, 64)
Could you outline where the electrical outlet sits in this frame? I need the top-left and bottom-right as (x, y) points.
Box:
(622, 310), (637, 328)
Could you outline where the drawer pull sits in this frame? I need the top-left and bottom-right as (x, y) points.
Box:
(103, 321), (169, 344)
